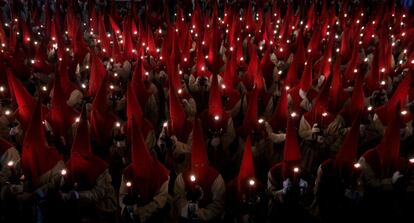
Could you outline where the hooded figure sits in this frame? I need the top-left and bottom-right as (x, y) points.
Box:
(314, 115), (363, 222)
(225, 136), (266, 222)
(267, 116), (309, 222)
(174, 118), (225, 222)
(200, 73), (236, 174)
(298, 76), (344, 174)
(119, 116), (169, 223)
(16, 100), (64, 222)
(358, 103), (408, 221)
(63, 105), (117, 221)
(157, 83), (193, 174)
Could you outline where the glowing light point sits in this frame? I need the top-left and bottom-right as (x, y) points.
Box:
(249, 179), (255, 186)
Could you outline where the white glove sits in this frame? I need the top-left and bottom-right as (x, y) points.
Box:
(299, 89), (307, 99)
(116, 140), (126, 148)
(311, 123), (320, 133)
(317, 75), (325, 88)
(317, 135), (324, 143)
(157, 127), (167, 148)
(392, 171), (404, 184)
(276, 133), (286, 142)
(344, 86), (354, 92)
(9, 126), (21, 136)
(210, 136), (221, 147)
(299, 179), (308, 189)
(282, 178), (292, 194)
(182, 99), (189, 106)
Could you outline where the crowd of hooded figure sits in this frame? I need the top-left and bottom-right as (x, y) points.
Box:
(0, 0), (414, 222)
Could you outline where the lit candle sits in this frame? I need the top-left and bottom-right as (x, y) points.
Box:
(214, 115), (220, 121)
(354, 163), (361, 169)
(115, 122), (121, 128)
(249, 179), (255, 186)
(401, 110), (408, 115)
(61, 169), (67, 176)
(258, 118), (264, 124)
(4, 110), (11, 116)
(7, 160), (14, 167)
(163, 122), (168, 128)
(290, 112), (297, 118)
(190, 175), (196, 182)
(293, 167), (300, 173)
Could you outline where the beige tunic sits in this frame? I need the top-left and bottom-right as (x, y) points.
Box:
(119, 175), (169, 223)
(77, 169), (118, 213)
(174, 173), (226, 221)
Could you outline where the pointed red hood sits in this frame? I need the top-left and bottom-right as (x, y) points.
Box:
(88, 50), (107, 97)
(268, 88), (288, 131)
(90, 73), (117, 147)
(168, 83), (186, 137)
(375, 103), (402, 176)
(238, 136), (255, 188)
(131, 59), (152, 106)
(66, 105), (108, 185)
(7, 70), (37, 129)
(328, 58), (345, 114)
(283, 117), (301, 162)
(299, 58), (313, 92)
(49, 74), (80, 141)
(208, 73), (223, 117)
(375, 74), (411, 125)
(191, 118), (209, 169)
(124, 116), (169, 203)
(334, 114), (361, 174)
(21, 100), (62, 188)
(341, 74), (365, 126)
(239, 89), (259, 137)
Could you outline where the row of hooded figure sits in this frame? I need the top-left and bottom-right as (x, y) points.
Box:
(0, 71), (413, 223)
(0, 0), (413, 222)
